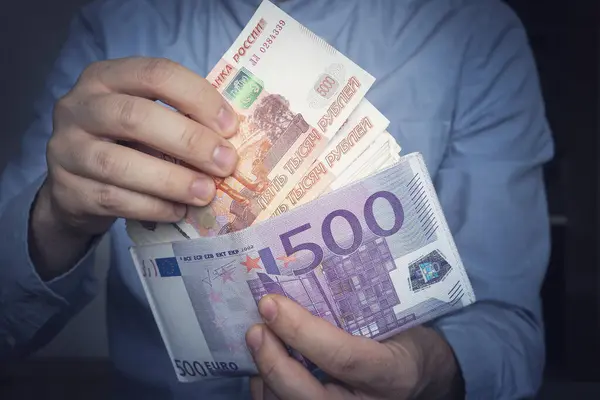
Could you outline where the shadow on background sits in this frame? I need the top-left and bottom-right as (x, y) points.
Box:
(504, 0), (599, 385)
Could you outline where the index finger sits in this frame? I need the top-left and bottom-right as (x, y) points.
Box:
(257, 295), (398, 386)
(80, 57), (238, 137)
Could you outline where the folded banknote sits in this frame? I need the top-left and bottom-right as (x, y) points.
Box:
(129, 153), (476, 382)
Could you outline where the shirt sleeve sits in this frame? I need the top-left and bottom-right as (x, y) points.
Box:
(0, 8), (106, 360)
(429, 2), (554, 399)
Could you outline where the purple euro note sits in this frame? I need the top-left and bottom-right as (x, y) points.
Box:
(130, 152), (476, 382)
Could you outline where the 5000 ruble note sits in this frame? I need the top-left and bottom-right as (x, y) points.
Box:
(265, 99), (391, 219)
(127, 0), (375, 245)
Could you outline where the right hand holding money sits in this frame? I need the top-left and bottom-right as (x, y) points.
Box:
(246, 294), (427, 400)
(36, 57), (240, 238)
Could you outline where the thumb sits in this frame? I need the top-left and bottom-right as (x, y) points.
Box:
(257, 295), (398, 386)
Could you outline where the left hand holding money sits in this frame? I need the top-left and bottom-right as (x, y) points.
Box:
(245, 295), (464, 400)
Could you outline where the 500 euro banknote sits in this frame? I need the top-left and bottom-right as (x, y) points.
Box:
(129, 153), (476, 382)
(126, 0), (375, 245)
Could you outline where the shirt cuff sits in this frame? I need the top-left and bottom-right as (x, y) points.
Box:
(429, 305), (497, 399)
(0, 175), (101, 349)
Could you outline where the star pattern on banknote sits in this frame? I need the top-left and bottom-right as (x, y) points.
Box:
(276, 254), (297, 268)
(213, 316), (227, 330)
(241, 255), (262, 273)
(230, 341), (246, 353)
(221, 268), (235, 283)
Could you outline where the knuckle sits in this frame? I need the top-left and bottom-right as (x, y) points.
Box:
(151, 200), (177, 220)
(51, 176), (83, 218)
(179, 125), (208, 158)
(46, 137), (69, 170)
(95, 184), (121, 211)
(261, 359), (281, 385)
(48, 181), (73, 215)
(138, 194), (178, 222)
(53, 95), (76, 124)
(80, 61), (104, 84)
(277, 311), (303, 342)
(53, 96), (71, 116)
(46, 135), (62, 162)
(156, 167), (178, 196)
(188, 79), (211, 101)
(113, 96), (144, 132)
(69, 137), (93, 170)
(48, 179), (65, 204)
(47, 166), (69, 197)
(47, 129), (81, 170)
(92, 148), (120, 179)
(286, 320), (302, 343)
(137, 58), (177, 87)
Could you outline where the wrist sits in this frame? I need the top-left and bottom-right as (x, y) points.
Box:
(409, 326), (465, 400)
(29, 181), (95, 280)
(32, 182), (90, 241)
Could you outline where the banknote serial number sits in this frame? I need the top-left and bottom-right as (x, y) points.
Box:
(179, 245), (255, 262)
(174, 359), (239, 378)
(249, 19), (286, 67)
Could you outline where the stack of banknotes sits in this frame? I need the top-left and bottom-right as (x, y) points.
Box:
(127, 0), (475, 382)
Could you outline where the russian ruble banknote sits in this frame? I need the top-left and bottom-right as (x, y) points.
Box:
(330, 131), (402, 192)
(273, 128), (403, 218)
(265, 99), (392, 219)
(129, 153), (476, 381)
(126, 0), (379, 245)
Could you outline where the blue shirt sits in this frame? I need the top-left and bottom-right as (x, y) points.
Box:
(0, 0), (554, 398)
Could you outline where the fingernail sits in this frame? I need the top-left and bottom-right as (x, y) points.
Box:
(259, 296), (278, 323)
(174, 204), (187, 219)
(217, 104), (237, 134)
(213, 145), (238, 172)
(190, 176), (215, 201)
(246, 325), (263, 354)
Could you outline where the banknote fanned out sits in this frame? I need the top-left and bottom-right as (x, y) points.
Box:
(129, 153), (476, 382)
(330, 131), (401, 191)
(126, 0), (375, 245)
(266, 99), (390, 220)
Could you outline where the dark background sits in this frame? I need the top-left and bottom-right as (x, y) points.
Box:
(0, 0), (598, 398)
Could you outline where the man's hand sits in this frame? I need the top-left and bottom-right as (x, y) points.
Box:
(30, 57), (239, 278)
(245, 295), (464, 400)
